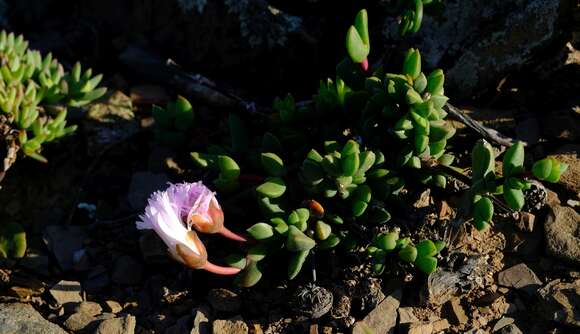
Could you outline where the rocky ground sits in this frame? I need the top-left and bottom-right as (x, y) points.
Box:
(0, 1), (579, 334)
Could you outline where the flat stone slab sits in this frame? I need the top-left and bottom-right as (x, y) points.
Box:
(0, 303), (67, 334)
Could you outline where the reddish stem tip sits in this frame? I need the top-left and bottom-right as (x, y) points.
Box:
(203, 262), (241, 275)
(220, 227), (247, 242)
(361, 58), (369, 72)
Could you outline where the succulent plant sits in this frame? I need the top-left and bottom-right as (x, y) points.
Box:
(153, 95), (196, 147)
(0, 31), (106, 163)
(0, 222), (26, 259)
(185, 9), (566, 287)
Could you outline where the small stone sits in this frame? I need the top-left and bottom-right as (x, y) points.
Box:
(497, 263), (542, 296)
(207, 289), (241, 313)
(103, 300), (123, 314)
(43, 225), (87, 272)
(516, 212), (535, 232)
(249, 323), (263, 334)
(75, 301), (102, 316)
(444, 298), (468, 325)
(398, 307), (419, 324)
(63, 311), (96, 332)
(431, 319), (450, 332)
(544, 205), (580, 265)
(406, 321), (433, 334)
(212, 318), (248, 334)
(111, 255), (143, 285)
(0, 303), (67, 334)
(352, 288), (401, 334)
(309, 324), (319, 334)
(492, 317), (515, 332)
(537, 279), (580, 327)
(93, 315), (136, 334)
(49, 280), (83, 307)
(500, 324), (523, 334)
(191, 306), (211, 334)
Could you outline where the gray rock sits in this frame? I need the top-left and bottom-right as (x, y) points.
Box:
(75, 301), (102, 316)
(500, 324), (523, 334)
(352, 288), (402, 334)
(544, 204), (580, 265)
(111, 255), (143, 285)
(398, 307), (418, 324)
(207, 289), (241, 313)
(93, 315), (136, 334)
(444, 297), (468, 325)
(63, 311), (96, 332)
(492, 317), (515, 332)
(84, 91), (138, 156)
(537, 279), (580, 327)
(103, 300), (123, 314)
(211, 318), (248, 334)
(43, 225), (87, 271)
(128, 172), (169, 210)
(49, 280), (83, 307)
(497, 263), (542, 296)
(191, 306), (211, 334)
(0, 303), (67, 334)
(382, 0), (565, 100)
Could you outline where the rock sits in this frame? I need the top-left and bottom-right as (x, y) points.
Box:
(500, 324), (523, 334)
(111, 255), (143, 285)
(63, 311), (96, 332)
(207, 289), (241, 313)
(191, 306), (211, 334)
(537, 279), (580, 327)
(75, 301), (102, 316)
(546, 145), (580, 196)
(103, 300), (123, 314)
(128, 172), (169, 210)
(93, 315), (136, 334)
(406, 321), (433, 334)
(444, 298), (468, 325)
(492, 317), (515, 332)
(382, 0), (565, 100)
(497, 263), (542, 296)
(516, 212), (535, 232)
(544, 204), (580, 265)
(43, 225), (87, 271)
(84, 265), (111, 293)
(542, 108), (580, 142)
(49, 280), (83, 307)
(212, 318), (248, 334)
(424, 254), (488, 306)
(164, 315), (190, 334)
(130, 85), (170, 105)
(431, 319), (450, 332)
(84, 91), (138, 156)
(352, 288), (401, 334)
(398, 307), (419, 324)
(0, 303), (68, 334)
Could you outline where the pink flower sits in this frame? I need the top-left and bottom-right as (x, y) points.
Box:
(137, 182), (244, 275)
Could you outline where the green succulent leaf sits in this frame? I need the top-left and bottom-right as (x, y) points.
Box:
(503, 141), (525, 177)
(415, 256), (437, 274)
(286, 226), (316, 252)
(398, 245), (417, 263)
(473, 196), (494, 222)
(416, 240), (437, 258)
(256, 177), (286, 199)
(217, 155), (240, 180)
(376, 232), (398, 252)
(403, 48), (421, 80)
(288, 250), (309, 280)
(503, 187), (524, 211)
(472, 139), (495, 181)
(318, 233), (341, 250)
(225, 254), (247, 269)
(235, 261), (263, 288)
(0, 222), (26, 258)
(261, 152), (287, 177)
(247, 223), (274, 240)
(532, 158), (552, 180)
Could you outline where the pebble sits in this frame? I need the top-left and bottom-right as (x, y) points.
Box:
(0, 303), (67, 334)
(191, 306), (211, 334)
(103, 300), (123, 314)
(352, 288), (401, 334)
(75, 301), (103, 316)
(49, 280), (83, 307)
(544, 205), (580, 265)
(93, 315), (136, 334)
(444, 297), (468, 325)
(212, 318), (248, 334)
(207, 289), (241, 313)
(492, 317), (515, 332)
(497, 263), (542, 296)
(63, 311), (96, 332)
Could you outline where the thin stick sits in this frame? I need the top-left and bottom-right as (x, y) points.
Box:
(444, 103), (521, 148)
